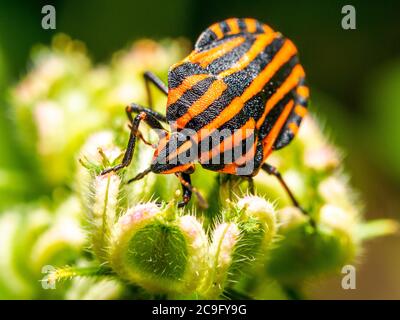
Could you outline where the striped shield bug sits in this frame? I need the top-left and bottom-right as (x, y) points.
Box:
(101, 18), (309, 210)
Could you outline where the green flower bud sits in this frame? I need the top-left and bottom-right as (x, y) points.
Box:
(89, 173), (121, 261)
(201, 222), (240, 298)
(76, 131), (122, 210)
(202, 196), (277, 298)
(266, 207), (356, 285)
(236, 196), (278, 245)
(109, 203), (208, 294)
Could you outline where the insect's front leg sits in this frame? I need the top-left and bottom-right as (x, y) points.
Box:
(101, 104), (166, 175)
(126, 103), (167, 123)
(176, 172), (208, 209)
(176, 172), (192, 208)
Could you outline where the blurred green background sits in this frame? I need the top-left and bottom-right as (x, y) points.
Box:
(0, 0), (399, 298)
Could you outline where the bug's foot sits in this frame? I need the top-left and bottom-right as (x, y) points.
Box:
(177, 196), (190, 208)
(296, 205), (317, 228)
(177, 202), (186, 208)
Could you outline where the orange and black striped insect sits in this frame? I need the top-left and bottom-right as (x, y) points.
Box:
(101, 18), (309, 209)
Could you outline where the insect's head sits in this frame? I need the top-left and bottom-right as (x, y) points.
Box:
(150, 131), (196, 174)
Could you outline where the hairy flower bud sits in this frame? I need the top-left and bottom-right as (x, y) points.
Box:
(266, 207), (357, 285)
(202, 196), (277, 298)
(89, 173), (121, 261)
(237, 196), (277, 245)
(108, 203), (208, 294)
(201, 222), (240, 298)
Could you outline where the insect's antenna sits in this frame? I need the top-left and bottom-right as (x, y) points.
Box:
(127, 167), (152, 184)
(176, 174), (208, 209)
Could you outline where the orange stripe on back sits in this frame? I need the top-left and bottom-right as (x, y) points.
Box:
(294, 104), (307, 117)
(288, 122), (299, 135)
(167, 74), (209, 106)
(199, 118), (255, 162)
(296, 85), (309, 99)
(226, 18), (240, 34)
(218, 32), (279, 78)
(262, 100), (295, 160)
(243, 18), (257, 33)
(176, 79), (227, 128)
(262, 24), (274, 34)
(189, 36), (245, 68)
(196, 39), (297, 137)
(210, 23), (224, 39)
(215, 135), (258, 174)
(256, 63), (305, 128)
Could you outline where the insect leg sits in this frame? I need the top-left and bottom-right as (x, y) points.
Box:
(101, 106), (165, 175)
(176, 172), (192, 208)
(127, 103), (167, 123)
(261, 163), (304, 211)
(262, 163), (316, 227)
(127, 167), (152, 184)
(143, 71), (168, 108)
(176, 173), (208, 209)
(247, 177), (255, 194)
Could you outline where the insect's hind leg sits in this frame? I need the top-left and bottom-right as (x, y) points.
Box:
(101, 105), (166, 175)
(143, 71), (168, 108)
(261, 163), (314, 225)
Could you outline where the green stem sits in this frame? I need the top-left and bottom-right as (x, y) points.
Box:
(45, 265), (113, 284)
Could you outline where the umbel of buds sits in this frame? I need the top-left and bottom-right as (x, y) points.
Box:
(71, 127), (282, 297)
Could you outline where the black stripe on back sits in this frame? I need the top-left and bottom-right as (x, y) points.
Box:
(210, 55), (299, 137)
(273, 109), (302, 150)
(168, 62), (207, 89)
(237, 19), (248, 32)
(166, 76), (215, 121)
(272, 79), (309, 150)
(255, 21), (265, 33)
(259, 89), (295, 139)
(183, 36), (285, 132)
(205, 36), (256, 75)
(195, 29), (218, 51)
(262, 55), (299, 102)
(201, 130), (256, 167)
(218, 93), (265, 133)
(220, 20), (230, 34)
